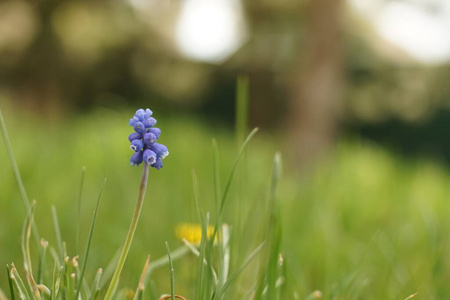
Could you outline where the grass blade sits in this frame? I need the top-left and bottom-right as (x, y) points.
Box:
(22, 200), (41, 299)
(98, 248), (121, 290)
(165, 242), (175, 300)
(211, 139), (224, 300)
(209, 128), (260, 259)
(191, 170), (206, 300)
(197, 214), (210, 300)
(220, 224), (230, 290)
(51, 206), (64, 265)
(182, 237), (218, 284)
(9, 263), (31, 300)
(51, 258), (58, 300)
(91, 288), (100, 300)
(143, 245), (189, 286)
(37, 240), (49, 285)
(266, 153), (282, 300)
(210, 128), (258, 299)
(212, 139), (221, 222)
(36, 284), (51, 298)
(255, 153), (283, 300)
(219, 127), (258, 214)
(75, 178), (106, 300)
(191, 170), (204, 225)
(234, 74), (250, 284)
(76, 167), (86, 256)
(53, 265), (64, 300)
(64, 256), (74, 300)
(404, 293), (418, 300)
(133, 255), (150, 300)
(90, 268), (103, 300)
(275, 254), (285, 299)
(269, 153), (282, 206)
(51, 255), (68, 300)
(0, 108), (40, 247)
(219, 241), (266, 295)
(6, 265), (16, 300)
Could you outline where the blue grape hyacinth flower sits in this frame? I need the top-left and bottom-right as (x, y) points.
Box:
(128, 108), (169, 168)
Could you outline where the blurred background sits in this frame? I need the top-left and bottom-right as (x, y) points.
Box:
(1, 0), (450, 165)
(1, 0), (450, 298)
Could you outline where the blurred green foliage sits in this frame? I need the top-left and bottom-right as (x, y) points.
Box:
(1, 106), (450, 298)
(1, 0), (450, 297)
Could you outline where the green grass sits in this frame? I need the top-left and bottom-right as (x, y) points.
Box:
(1, 104), (450, 299)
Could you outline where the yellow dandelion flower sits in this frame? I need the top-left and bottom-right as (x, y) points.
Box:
(176, 223), (215, 244)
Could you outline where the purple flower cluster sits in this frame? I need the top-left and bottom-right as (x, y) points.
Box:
(128, 108), (169, 169)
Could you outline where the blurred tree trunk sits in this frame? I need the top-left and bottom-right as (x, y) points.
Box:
(287, 0), (344, 169)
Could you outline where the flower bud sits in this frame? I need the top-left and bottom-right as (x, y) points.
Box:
(144, 117), (157, 128)
(147, 127), (161, 139)
(152, 157), (163, 169)
(143, 149), (157, 165)
(130, 140), (144, 152)
(144, 108), (153, 119)
(150, 143), (169, 159)
(144, 132), (157, 145)
(130, 151), (144, 166)
(128, 132), (141, 142)
(134, 122), (146, 134)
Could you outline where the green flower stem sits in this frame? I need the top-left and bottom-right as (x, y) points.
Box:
(104, 162), (150, 300)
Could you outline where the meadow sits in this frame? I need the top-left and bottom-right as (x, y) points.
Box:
(1, 104), (450, 299)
